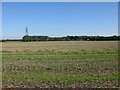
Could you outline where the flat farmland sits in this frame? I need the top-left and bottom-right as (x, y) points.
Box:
(1, 41), (119, 88)
(2, 41), (118, 51)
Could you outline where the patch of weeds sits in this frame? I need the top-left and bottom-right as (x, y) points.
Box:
(45, 67), (53, 70)
(2, 51), (13, 53)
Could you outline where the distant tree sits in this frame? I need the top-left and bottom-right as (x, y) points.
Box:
(22, 35), (120, 42)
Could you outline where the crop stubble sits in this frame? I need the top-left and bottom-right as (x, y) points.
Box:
(1, 41), (119, 88)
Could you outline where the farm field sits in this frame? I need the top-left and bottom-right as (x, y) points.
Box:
(1, 41), (119, 88)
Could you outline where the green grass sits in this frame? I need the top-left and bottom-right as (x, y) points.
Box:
(2, 49), (119, 88)
(2, 49), (118, 54)
(3, 72), (118, 87)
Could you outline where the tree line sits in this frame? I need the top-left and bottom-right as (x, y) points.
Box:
(1, 35), (119, 42)
(22, 35), (120, 42)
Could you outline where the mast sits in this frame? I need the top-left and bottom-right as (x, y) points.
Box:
(25, 27), (28, 36)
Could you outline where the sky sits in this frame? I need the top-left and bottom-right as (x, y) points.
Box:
(2, 2), (118, 39)
(0, 2), (2, 40)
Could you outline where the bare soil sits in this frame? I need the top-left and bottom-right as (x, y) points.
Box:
(2, 41), (118, 51)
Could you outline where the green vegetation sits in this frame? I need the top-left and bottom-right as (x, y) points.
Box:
(22, 35), (120, 42)
(2, 35), (119, 42)
(2, 49), (119, 88)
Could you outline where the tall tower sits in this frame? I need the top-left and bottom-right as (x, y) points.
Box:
(25, 27), (28, 36)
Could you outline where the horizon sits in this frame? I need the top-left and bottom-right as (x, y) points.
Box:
(2, 2), (118, 39)
(1, 35), (119, 40)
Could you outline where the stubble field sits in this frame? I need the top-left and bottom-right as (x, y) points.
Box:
(1, 41), (119, 88)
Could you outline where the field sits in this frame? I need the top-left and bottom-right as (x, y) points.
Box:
(1, 41), (119, 88)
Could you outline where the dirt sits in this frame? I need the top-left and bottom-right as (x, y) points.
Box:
(2, 41), (118, 51)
